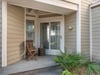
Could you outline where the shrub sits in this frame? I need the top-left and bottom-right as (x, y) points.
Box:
(54, 49), (88, 74)
(88, 63), (100, 75)
(61, 70), (76, 75)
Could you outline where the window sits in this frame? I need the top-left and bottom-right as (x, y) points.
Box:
(26, 20), (35, 44)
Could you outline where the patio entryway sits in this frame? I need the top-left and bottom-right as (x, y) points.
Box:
(26, 9), (64, 55)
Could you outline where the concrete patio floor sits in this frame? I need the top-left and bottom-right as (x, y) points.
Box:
(4, 56), (57, 75)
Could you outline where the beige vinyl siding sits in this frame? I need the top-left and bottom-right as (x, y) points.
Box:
(81, 0), (91, 58)
(0, 2), (2, 66)
(64, 12), (76, 54)
(92, 5), (100, 62)
(7, 5), (24, 65)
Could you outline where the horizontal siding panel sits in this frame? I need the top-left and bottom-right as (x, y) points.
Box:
(7, 5), (24, 65)
(92, 19), (100, 22)
(7, 51), (23, 57)
(8, 30), (24, 34)
(8, 17), (24, 24)
(7, 39), (24, 43)
(7, 42), (24, 48)
(92, 5), (100, 62)
(7, 58), (21, 65)
(7, 48), (24, 53)
(7, 34), (24, 37)
(64, 12), (76, 54)
(81, 0), (91, 59)
(7, 24), (24, 28)
(7, 56), (21, 64)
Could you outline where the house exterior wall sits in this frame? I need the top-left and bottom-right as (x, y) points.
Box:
(81, 0), (92, 58)
(5, 0), (100, 65)
(91, 5), (100, 62)
(65, 0), (92, 57)
(0, 2), (2, 66)
(64, 12), (77, 54)
(7, 5), (24, 65)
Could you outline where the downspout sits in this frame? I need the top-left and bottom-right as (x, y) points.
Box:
(76, 0), (81, 54)
(89, 5), (93, 62)
(2, 0), (7, 67)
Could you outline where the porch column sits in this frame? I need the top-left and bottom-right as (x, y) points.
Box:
(2, 0), (7, 67)
(76, 2), (81, 54)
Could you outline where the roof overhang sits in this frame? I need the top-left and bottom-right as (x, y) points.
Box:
(7, 0), (78, 15)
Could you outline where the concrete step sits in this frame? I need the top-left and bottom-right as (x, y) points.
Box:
(10, 66), (62, 75)
(0, 67), (8, 75)
(0, 67), (4, 73)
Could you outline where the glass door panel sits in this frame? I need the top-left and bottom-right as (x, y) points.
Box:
(40, 23), (49, 49)
(50, 22), (60, 50)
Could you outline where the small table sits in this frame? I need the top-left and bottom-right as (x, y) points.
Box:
(38, 48), (45, 56)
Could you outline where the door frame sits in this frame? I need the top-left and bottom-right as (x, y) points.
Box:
(38, 16), (64, 55)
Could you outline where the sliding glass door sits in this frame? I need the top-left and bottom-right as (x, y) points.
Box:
(40, 22), (62, 55)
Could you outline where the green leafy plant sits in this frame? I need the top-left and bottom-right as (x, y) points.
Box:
(88, 63), (100, 75)
(61, 70), (76, 75)
(54, 49), (88, 75)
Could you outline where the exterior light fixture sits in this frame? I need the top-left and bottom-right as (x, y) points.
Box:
(68, 26), (73, 30)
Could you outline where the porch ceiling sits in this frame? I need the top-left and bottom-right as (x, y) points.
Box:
(7, 0), (78, 15)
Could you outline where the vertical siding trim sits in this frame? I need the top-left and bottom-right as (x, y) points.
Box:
(24, 8), (26, 58)
(76, 1), (81, 54)
(62, 15), (65, 52)
(2, 0), (7, 67)
(90, 6), (93, 62)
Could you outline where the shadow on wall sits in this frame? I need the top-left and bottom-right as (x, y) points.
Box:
(19, 41), (25, 59)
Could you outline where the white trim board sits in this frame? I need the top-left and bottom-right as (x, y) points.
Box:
(76, 1), (81, 54)
(24, 8), (26, 59)
(2, 0), (7, 67)
(90, 1), (100, 7)
(8, 0), (77, 15)
(34, 0), (78, 10)
(89, 7), (93, 62)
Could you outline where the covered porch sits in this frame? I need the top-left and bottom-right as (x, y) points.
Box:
(1, 0), (81, 74)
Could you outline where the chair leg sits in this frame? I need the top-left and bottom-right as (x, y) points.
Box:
(26, 51), (38, 60)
